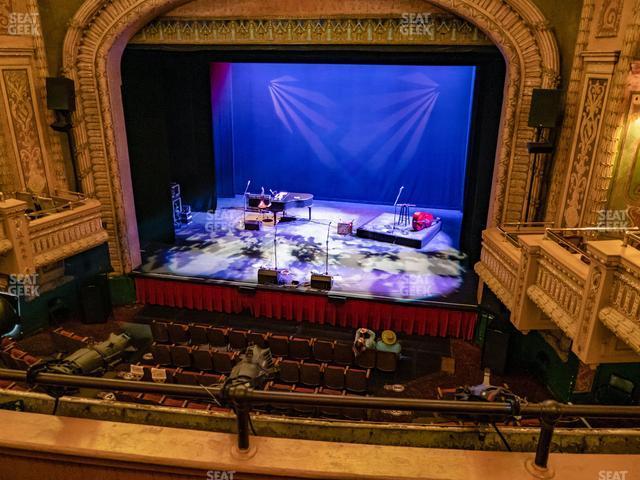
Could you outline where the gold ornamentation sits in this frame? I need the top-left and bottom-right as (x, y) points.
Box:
(563, 78), (608, 227)
(596, 0), (624, 38)
(131, 16), (491, 45)
(2, 69), (48, 195)
(0, 1), (11, 35)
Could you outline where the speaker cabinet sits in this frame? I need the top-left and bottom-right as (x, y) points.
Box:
(310, 273), (333, 290)
(258, 268), (282, 285)
(481, 327), (510, 375)
(46, 77), (76, 112)
(528, 89), (561, 128)
(244, 220), (262, 231)
(79, 275), (111, 324)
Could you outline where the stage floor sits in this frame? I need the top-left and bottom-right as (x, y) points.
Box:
(139, 197), (471, 302)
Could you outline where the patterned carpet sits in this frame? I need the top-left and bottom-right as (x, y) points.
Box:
(140, 198), (467, 301)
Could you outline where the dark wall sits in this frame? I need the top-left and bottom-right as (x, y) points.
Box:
(121, 50), (217, 245)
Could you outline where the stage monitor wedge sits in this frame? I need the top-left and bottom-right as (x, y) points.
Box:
(310, 273), (333, 291)
(528, 89), (561, 128)
(46, 77), (76, 112)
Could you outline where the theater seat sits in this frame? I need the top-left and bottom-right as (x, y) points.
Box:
(289, 337), (313, 360)
(268, 335), (290, 357)
(151, 343), (172, 366)
(167, 322), (190, 344)
(375, 350), (399, 373)
(313, 339), (334, 363)
(192, 346), (214, 371)
(323, 365), (346, 390)
(200, 372), (224, 386)
(333, 342), (354, 366)
(212, 350), (237, 374)
(318, 387), (344, 417)
(300, 361), (324, 387)
(162, 397), (188, 408)
(355, 348), (376, 369)
(189, 324), (209, 345)
(170, 345), (193, 368)
(150, 321), (170, 343)
(207, 327), (229, 347)
(185, 401), (211, 411)
(247, 331), (269, 348)
(345, 367), (370, 393)
(277, 359), (300, 384)
(228, 329), (249, 350)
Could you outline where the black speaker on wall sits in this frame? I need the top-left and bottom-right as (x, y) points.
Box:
(46, 77), (76, 112)
(528, 89), (562, 128)
(79, 274), (111, 324)
(481, 326), (510, 375)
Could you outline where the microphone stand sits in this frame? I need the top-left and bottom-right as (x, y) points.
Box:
(243, 180), (251, 224)
(274, 219), (278, 270)
(325, 221), (332, 275)
(392, 186), (404, 234)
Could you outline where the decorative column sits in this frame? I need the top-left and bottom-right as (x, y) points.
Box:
(561, 51), (619, 227)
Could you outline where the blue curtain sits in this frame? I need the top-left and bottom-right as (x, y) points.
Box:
(212, 62), (475, 210)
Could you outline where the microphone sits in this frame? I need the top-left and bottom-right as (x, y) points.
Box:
(325, 221), (332, 275)
(244, 180), (251, 195)
(392, 186), (405, 232)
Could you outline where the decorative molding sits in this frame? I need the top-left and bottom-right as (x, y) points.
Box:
(1, 68), (48, 195)
(563, 77), (609, 227)
(62, 0), (560, 274)
(0, 1), (11, 36)
(583, 6), (640, 227)
(596, 0), (624, 38)
(130, 16), (492, 46)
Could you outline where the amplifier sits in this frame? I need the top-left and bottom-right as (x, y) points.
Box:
(258, 268), (282, 285)
(337, 222), (353, 235)
(244, 220), (262, 230)
(310, 273), (333, 290)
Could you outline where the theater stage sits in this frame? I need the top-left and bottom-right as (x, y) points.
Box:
(138, 196), (471, 304)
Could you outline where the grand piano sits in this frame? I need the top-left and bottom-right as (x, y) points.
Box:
(247, 191), (314, 220)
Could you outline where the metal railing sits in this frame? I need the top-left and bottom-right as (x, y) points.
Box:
(498, 222), (554, 248)
(2, 368), (640, 474)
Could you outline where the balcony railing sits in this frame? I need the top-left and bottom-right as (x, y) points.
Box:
(1, 367), (640, 476)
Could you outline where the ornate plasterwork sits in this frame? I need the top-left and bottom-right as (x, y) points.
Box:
(62, 0), (560, 274)
(563, 77), (610, 227)
(0, 1), (11, 35)
(596, 0), (624, 38)
(2, 69), (48, 194)
(130, 16), (491, 46)
(583, 7), (640, 227)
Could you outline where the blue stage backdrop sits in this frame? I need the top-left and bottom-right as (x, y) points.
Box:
(211, 62), (475, 210)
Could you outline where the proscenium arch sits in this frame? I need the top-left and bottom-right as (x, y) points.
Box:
(62, 0), (560, 274)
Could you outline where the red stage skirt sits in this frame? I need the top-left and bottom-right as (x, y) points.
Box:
(135, 277), (477, 340)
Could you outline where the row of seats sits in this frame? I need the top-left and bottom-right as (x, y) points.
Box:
(1, 343), (40, 371)
(147, 344), (372, 393)
(149, 320), (398, 372)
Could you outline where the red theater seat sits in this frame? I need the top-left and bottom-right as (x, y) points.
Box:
(323, 365), (346, 390)
(167, 322), (190, 344)
(375, 350), (399, 373)
(212, 350), (237, 374)
(355, 348), (376, 369)
(318, 387), (344, 417)
(174, 369), (201, 386)
(345, 368), (370, 393)
(151, 343), (172, 366)
(277, 359), (300, 384)
(333, 342), (354, 366)
(170, 345), (193, 368)
(342, 393), (368, 420)
(247, 331), (270, 348)
(228, 329), (249, 350)
(192, 346), (214, 371)
(312, 339), (334, 363)
(207, 327), (229, 348)
(150, 321), (170, 343)
(300, 361), (324, 387)
(268, 335), (290, 357)
(292, 385), (318, 416)
(289, 337), (313, 360)
(189, 324), (210, 345)
(265, 382), (294, 413)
